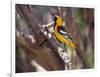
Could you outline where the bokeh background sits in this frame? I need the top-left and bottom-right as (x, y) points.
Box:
(16, 4), (94, 73)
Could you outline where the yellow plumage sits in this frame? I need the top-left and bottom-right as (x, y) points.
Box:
(54, 16), (77, 49)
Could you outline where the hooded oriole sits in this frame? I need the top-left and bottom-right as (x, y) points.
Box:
(54, 15), (77, 49)
(53, 15), (88, 67)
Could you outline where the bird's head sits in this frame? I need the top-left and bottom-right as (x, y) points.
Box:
(54, 15), (63, 26)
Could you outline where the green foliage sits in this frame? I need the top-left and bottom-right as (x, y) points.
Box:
(76, 9), (85, 30)
(87, 49), (94, 68)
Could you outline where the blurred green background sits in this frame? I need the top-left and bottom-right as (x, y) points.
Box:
(16, 4), (94, 73)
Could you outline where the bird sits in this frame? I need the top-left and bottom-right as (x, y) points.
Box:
(53, 15), (77, 49)
(53, 15), (88, 68)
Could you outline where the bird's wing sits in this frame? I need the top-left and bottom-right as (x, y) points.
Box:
(57, 26), (73, 41)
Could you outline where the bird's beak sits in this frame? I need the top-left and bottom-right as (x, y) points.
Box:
(51, 14), (57, 21)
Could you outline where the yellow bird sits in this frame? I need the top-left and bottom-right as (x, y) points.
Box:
(54, 15), (77, 49)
